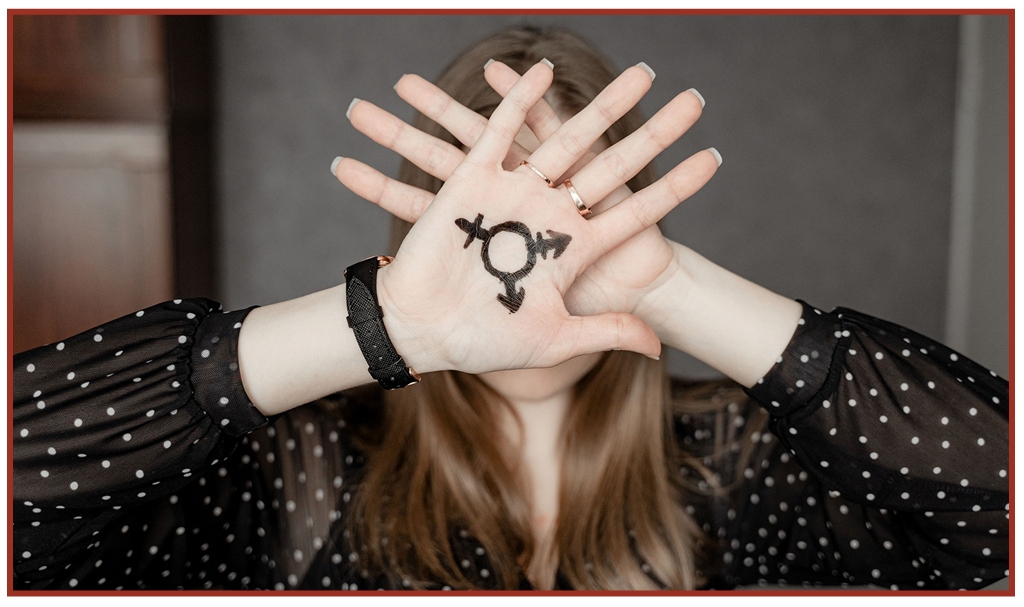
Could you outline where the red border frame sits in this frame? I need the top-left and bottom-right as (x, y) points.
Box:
(6, 6), (13, 600)
(1010, 6), (1017, 600)
(1, 8), (1019, 15)
(6, 7), (1015, 597)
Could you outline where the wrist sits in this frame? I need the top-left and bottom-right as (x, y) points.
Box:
(375, 261), (447, 376)
(238, 283), (377, 416)
(631, 240), (698, 340)
(638, 240), (802, 387)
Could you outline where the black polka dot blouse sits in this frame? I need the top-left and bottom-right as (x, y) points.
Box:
(12, 298), (1009, 590)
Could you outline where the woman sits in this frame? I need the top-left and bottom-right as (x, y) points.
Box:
(13, 28), (1008, 591)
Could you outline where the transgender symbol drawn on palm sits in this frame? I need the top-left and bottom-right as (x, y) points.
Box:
(455, 213), (572, 313)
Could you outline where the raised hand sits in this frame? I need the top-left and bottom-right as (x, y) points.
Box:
(337, 60), (718, 327)
(338, 60), (703, 378)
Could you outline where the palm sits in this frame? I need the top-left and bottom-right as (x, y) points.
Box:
(565, 221), (674, 317)
(335, 62), (718, 372)
(383, 166), (599, 372)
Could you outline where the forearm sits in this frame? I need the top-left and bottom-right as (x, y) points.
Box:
(635, 240), (802, 387)
(237, 283), (377, 416)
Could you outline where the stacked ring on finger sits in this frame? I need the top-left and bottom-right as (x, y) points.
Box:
(521, 160), (592, 219)
(562, 179), (592, 218)
(519, 160), (553, 186)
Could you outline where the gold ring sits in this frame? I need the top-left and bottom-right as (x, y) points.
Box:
(519, 160), (553, 187)
(563, 179), (591, 218)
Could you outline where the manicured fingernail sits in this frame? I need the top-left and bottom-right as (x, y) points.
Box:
(648, 355), (661, 361)
(484, 58), (495, 70)
(708, 147), (723, 167)
(346, 98), (360, 120)
(686, 88), (705, 108)
(393, 75), (406, 91)
(540, 57), (554, 69)
(330, 156), (344, 176)
(636, 62), (656, 81)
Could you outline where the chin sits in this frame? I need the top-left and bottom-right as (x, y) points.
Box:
(477, 352), (605, 402)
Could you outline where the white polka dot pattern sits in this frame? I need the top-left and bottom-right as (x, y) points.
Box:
(739, 301), (1008, 590)
(14, 299), (272, 589)
(11, 298), (1008, 590)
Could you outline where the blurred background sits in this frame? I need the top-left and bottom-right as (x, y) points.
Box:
(12, 13), (1010, 382)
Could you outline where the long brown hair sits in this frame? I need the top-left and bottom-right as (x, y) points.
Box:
(349, 26), (703, 590)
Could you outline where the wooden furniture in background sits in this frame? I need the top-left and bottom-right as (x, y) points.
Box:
(12, 15), (217, 353)
(13, 124), (173, 354)
(165, 16), (218, 301)
(13, 15), (167, 122)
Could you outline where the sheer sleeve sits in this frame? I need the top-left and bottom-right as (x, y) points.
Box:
(12, 299), (278, 589)
(702, 301), (1008, 589)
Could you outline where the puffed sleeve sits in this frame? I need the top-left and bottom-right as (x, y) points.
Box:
(722, 301), (1008, 589)
(12, 299), (275, 589)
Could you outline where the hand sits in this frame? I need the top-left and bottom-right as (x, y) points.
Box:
(479, 63), (800, 388)
(338, 60), (716, 334)
(481, 61), (703, 322)
(337, 60), (703, 376)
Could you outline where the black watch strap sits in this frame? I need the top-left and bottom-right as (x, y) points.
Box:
(344, 256), (421, 390)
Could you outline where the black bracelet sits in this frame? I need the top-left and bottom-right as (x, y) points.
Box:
(344, 256), (421, 390)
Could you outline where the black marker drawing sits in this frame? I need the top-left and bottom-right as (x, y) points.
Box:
(455, 213), (571, 313)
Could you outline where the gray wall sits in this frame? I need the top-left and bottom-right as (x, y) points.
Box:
(215, 15), (1008, 379)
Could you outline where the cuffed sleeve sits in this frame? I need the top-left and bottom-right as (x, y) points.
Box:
(725, 300), (1009, 589)
(12, 299), (271, 588)
(189, 307), (270, 437)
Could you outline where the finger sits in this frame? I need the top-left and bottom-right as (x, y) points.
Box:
(484, 60), (563, 142)
(395, 74), (488, 148)
(589, 148), (720, 252)
(484, 60), (593, 183)
(333, 157), (434, 223)
(394, 73), (532, 168)
(347, 98), (465, 181)
(569, 89), (704, 206)
(467, 60), (554, 167)
(553, 312), (661, 361)
(527, 63), (654, 182)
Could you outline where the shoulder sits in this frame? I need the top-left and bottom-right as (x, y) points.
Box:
(669, 377), (748, 413)
(668, 376), (771, 492)
(668, 377), (765, 442)
(244, 384), (386, 467)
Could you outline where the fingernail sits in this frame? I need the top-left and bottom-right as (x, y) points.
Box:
(648, 355), (661, 361)
(540, 57), (554, 69)
(708, 147), (723, 167)
(330, 156), (344, 176)
(484, 58), (495, 70)
(686, 88), (705, 108)
(636, 62), (656, 82)
(393, 75), (406, 92)
(346, 98), (361, 120)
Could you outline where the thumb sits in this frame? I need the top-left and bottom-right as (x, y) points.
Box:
(554, 312), (662, 362)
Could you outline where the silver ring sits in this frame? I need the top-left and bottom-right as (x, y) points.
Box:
(519, 160), (553, 187)
(563, 179), (591, 218)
